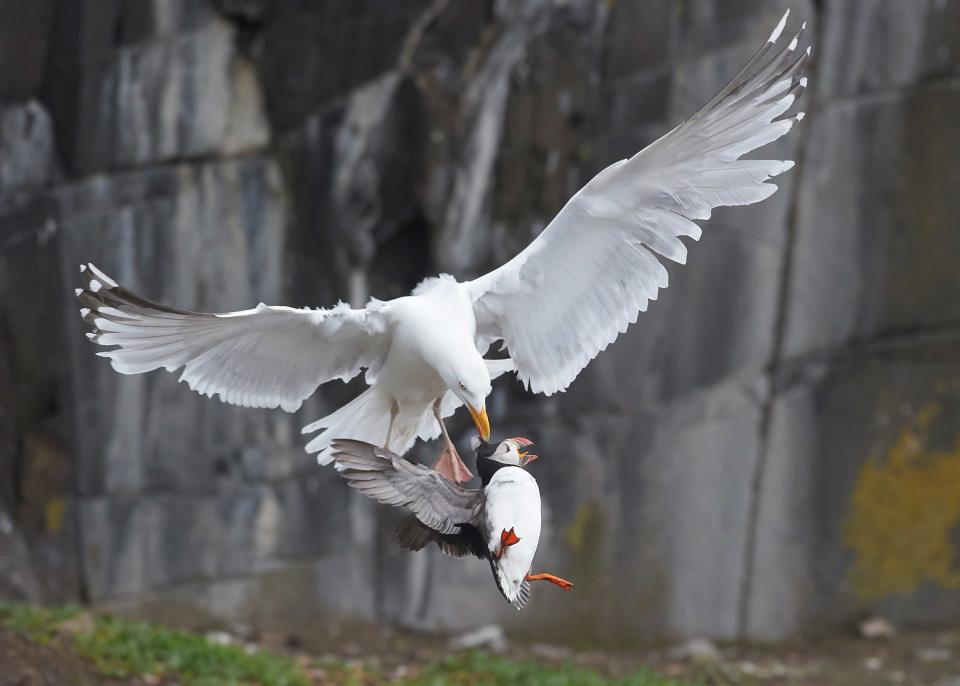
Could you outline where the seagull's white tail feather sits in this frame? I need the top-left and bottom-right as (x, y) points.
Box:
(304, 388), (428, 465)
(304, 388), (391, 464)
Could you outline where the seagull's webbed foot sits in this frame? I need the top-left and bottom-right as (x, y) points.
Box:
(432, 398), (474, 484)
(525, 572), (574, 591)
(433, 437), (474, 484)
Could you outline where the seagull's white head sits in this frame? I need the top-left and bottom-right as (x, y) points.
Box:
(435, 351), (492, 440)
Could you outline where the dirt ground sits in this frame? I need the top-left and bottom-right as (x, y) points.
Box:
(0, 628), (120, 686)
(278, 622), (960, 686)
(2, 621), (959, 686)
(607, 631), (960, 686)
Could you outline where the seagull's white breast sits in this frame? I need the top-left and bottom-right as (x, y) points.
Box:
(377, 278), (479, 402)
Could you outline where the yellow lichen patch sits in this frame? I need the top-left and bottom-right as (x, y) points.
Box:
(564, 500), (606, 559)
(44, 497), (66, 535)
(844, 402), (960, 599)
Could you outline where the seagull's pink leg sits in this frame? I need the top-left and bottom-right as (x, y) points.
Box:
(432, 399), (474, 483)
(384, 400), (399, 450)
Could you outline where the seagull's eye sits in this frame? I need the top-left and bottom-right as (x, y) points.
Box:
(458, 382), (466, 391)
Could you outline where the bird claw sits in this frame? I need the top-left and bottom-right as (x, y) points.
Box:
(496, 527), (521, 559)
(433, 440), (474, 484)
(501, 527), (520, 547)
(525, 572), (574, 590)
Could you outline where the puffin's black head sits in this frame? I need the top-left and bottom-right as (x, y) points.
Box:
(471, 436), (498, 460)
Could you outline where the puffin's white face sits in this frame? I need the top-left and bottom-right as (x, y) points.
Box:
(438, 354), (492, 440)
(471, 436), (538, 467)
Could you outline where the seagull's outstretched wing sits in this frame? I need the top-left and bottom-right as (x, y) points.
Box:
(330, 439), (483, 535)
(77, 263), (391, 412)
(466, 12), (808, 395)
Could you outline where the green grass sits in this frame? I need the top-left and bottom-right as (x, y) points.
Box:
(312, 652), (691, 686)
(73, 615), (307, 686)
(398, 651), (690, 686)
(310, 656), (385, 685)
(1, 603), (306, 686)
(0, 602), (81, 644)
(1, 603), (691, 686)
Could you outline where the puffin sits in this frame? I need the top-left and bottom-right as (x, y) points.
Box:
(330, 436), (573, 609)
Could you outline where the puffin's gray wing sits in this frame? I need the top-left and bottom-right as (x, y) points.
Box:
(396, 515), (487, 559)
(331, 439), (483, 535)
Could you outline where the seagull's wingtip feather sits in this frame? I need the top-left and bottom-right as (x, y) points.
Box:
(769, 9), (790, 43)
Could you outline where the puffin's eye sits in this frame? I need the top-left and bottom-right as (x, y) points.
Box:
(458, 382), (466, 391)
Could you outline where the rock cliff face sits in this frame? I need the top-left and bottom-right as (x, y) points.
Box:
(1, 0), (959, 641)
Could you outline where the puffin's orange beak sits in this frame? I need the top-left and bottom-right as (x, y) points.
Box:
(509, 437), (538, 465)
(468, 404), (490, 440)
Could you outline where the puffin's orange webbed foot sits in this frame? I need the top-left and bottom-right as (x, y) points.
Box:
(496, 527), (521, 558)
(525, 572), (574, 590)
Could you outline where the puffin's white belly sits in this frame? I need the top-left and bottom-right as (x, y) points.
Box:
(484, 467), (541, 602)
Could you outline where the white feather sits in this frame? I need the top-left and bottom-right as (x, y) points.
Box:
(82, 266), (391, 414)
(484, 467), (541, 606)
(87, 263), (117, 287)
(304, 387), (395, 464)
(466, 16), (808, 395)
(768, 9), (789, 42)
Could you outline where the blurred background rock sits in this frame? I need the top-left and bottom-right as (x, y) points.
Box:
(0, 0), (958, 645)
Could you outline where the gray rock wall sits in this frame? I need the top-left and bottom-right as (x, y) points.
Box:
(1, 0), (959, 642)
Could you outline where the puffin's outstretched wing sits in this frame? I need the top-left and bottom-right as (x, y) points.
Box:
(466, 12), (808, 395)
(77, 263), (391, 412)
(396, 514), (487, 559)
(331, 439), (483, 535)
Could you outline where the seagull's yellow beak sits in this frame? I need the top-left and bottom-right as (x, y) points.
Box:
(468, 403), (490, 440)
